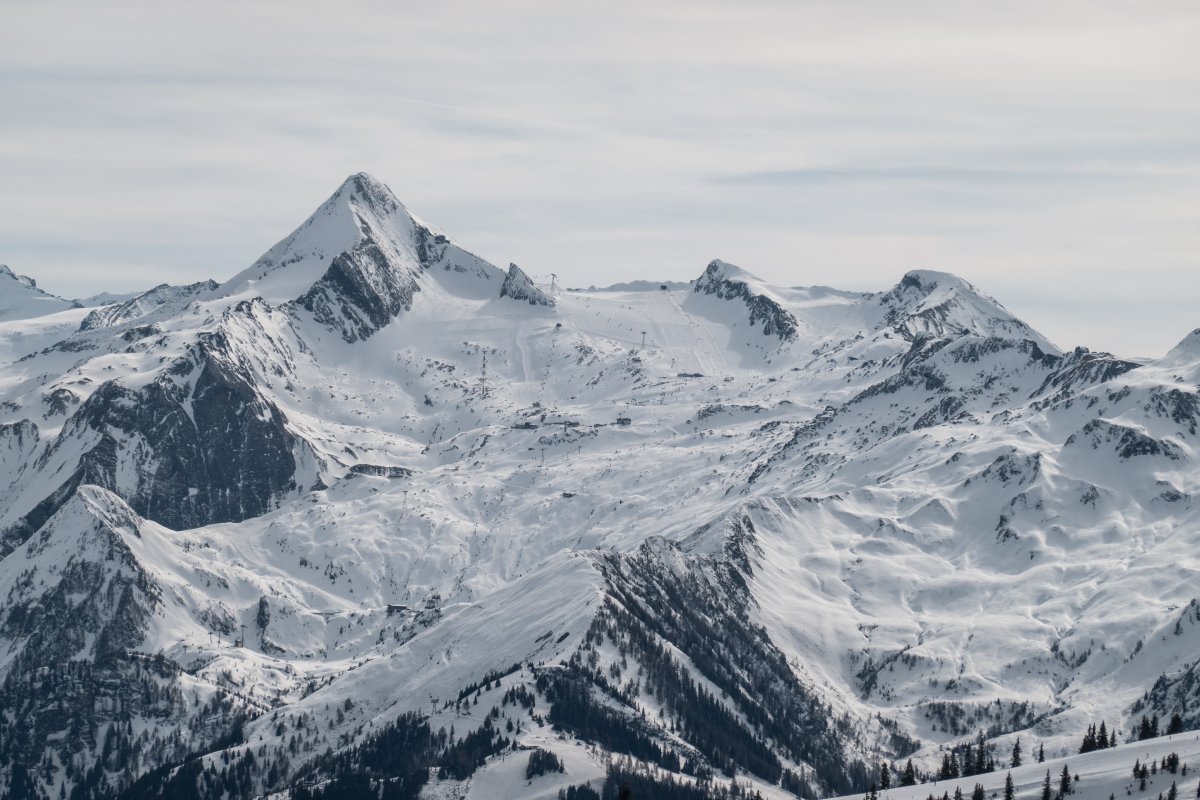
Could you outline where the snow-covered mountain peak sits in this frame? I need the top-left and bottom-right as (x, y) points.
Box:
(695, 258), (758, 289)
(875, 268), (1059, 353)
(339, 170), (404, 212)
(0, 264), (31, 287)
(1162, 327), (1200, 367)
(691, 258), (800, 342)
(0, 263), (80, 322)
(217, 172), (423, 305)
(78, 279), (219, 331)
(215, 173), (506, 341)
(63, 483), (144, 537)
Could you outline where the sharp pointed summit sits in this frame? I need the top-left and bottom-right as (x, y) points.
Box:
(218, 172), (427, 306)
(218, 173), (505, 341)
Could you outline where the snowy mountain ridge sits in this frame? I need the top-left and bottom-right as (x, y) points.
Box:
(0, 263), (80, 322)
(0, 173), (1196, 800)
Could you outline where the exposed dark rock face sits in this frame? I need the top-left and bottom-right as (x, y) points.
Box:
(295, 173), (501, 341)
(297, 234), (420, 343)
(348, 463), (413, 478)
(2, 333), (301, 553)
(693, 260), (799, 342)
(1146, 386), (1200, 434)
(499, 263), (554, 306)
(0, 419), (39, 484)
(1032, 346), (1140, 404)
(1066, 419), (1184, 460)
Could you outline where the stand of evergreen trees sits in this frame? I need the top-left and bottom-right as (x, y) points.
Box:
(527, 748), (566, 780)
(593, 544), (890, 795)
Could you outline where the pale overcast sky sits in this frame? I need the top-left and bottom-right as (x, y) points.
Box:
(2, 1), (1197, 357)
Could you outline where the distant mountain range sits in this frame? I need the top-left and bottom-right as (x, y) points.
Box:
(1, 173), (1196, 800)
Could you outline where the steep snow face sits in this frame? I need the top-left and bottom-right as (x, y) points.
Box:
(1162, 328), (1200, 374)
(1, 174), (1198, 799)
(0, 263), (79, 321)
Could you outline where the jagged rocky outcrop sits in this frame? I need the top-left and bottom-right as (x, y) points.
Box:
(499, 263), (554, 306)
(1065, 418), (1184, 460)
(693, 259), (799, 342)
(876, 270), (1056, 351)
(2, 332), (305, 553)
(297, 234), (422, 343)
(79, 279), (219, 331)
(1032, 346), (1140, 405)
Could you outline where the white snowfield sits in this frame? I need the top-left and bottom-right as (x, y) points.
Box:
(1, 172), (1198, 799)
(0, 263), (80, 322)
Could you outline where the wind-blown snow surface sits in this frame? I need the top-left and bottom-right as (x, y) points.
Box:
(0, 173), (1198, 799)
(0, 263), (79, 322)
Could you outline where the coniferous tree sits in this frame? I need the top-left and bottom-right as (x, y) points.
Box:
(1041, 769), (1053, 800)
(1038, 742), (1045, 763)
(880, 763), (891, 790)
(1140, 715), (1155, 740)
(1081, 724), (1097, 753)
(972, 783), (985, 800)
(7, 764), (40, 800)
(1169, 714), (1185, 735)
(1059, 764), (1073, 797)
(902, 759), (917, 786)
(1004, 771), (1015, 800)
(1012, 737), (1022, 768)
